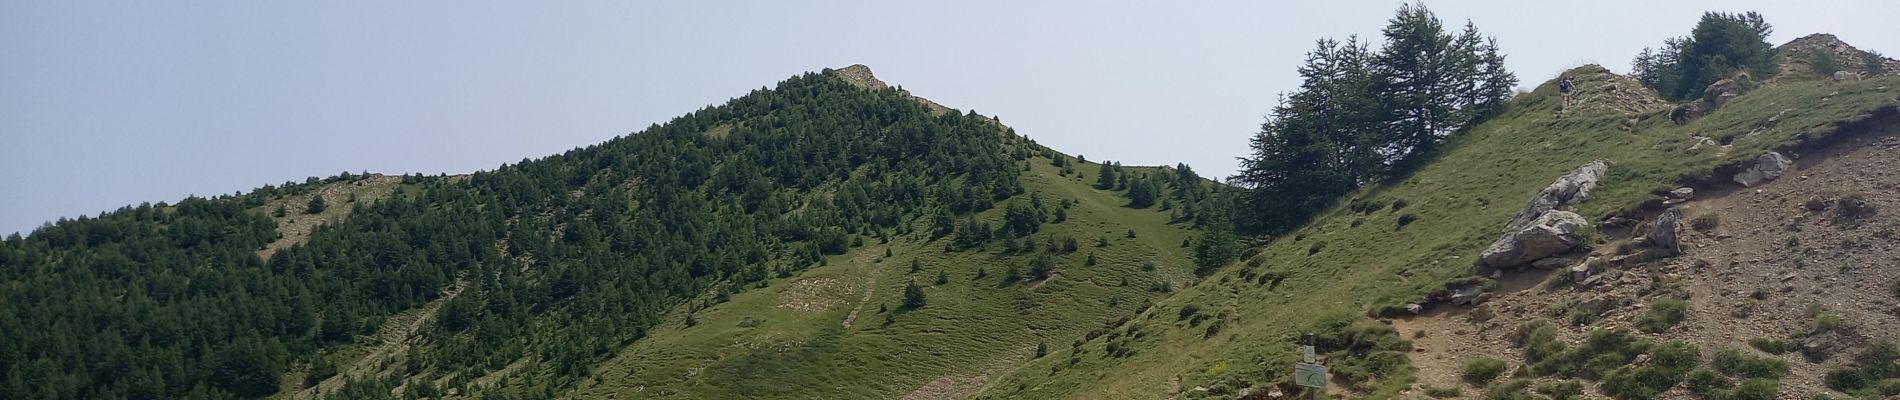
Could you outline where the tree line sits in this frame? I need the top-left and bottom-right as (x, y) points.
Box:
(0, 69), (1029, 399)
(1231, 3), (1516, 235)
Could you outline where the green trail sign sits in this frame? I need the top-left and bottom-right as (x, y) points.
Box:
(1294, 362), (1327, 389)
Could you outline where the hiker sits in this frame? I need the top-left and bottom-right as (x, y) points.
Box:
(1558, 76), (1574, 106)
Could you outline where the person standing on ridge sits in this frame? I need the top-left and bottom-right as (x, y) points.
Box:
(1558, 75), (1575, 108)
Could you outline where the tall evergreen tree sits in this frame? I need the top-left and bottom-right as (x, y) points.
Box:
(1233, 3), (1513, 234)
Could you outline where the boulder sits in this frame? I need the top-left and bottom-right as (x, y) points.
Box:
(1732, 152), (1794, 187)
(1449, 285), (1485, 306)
(1687, 136), (1717, 152)
(1643, 208), (1683, 256)
(1577, 295), (1614, 315)
(1480, 211), (1587, 269)
(1834, 70), (1861, 82)
(1532, 256), (1580, 270)
(1802, 329), (1841, 361)
(1569, 263), (1593, 282)
(1668, 187), (1694, 200)
(1501, 160), (1608, 233)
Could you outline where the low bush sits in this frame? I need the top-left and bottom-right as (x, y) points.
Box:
(1685, 368), (1730, 398)
(1423, 386), (1461, 398)
(1712, 347), (1789, 379)
(1726, 378), (1779, 400)
(1484, 379), (1536, 400)
(1534, 379), (1583, 400)
(1690, 214), (1720, 232)
(1637, 298), (1688, 333)
(1748, 337), (1791, 355)
(1463, 357), (1510, 385)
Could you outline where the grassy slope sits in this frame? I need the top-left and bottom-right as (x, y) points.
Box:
(977, 71), (1900, 399)
(568, 157), (1203, 399)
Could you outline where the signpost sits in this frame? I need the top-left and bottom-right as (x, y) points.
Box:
(1295, 333), (1326, 399)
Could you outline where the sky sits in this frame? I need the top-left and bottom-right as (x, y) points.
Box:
(3, 1), (1897, 235)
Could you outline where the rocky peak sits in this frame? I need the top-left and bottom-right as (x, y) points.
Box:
(831, 64), (889, 91)
(1773, 33), (1899, 80)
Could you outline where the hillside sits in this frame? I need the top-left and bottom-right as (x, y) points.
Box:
(968, 39), (1900, 399)
(6, 11), (1900, 400)
(0, 64), (1221, 400)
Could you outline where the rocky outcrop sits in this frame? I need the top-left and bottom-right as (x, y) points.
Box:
(1732, 151), (1794, 187)
(1501, 160), (1608, 233)
(1480, 210), (1586, 269)
(1643, 208), (1683, 256)
(1480, 160), (1609, 269)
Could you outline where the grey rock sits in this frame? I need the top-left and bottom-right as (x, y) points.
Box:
(1669, 187), (1695, 200)
(1733, 152), (1794, 187)
(1480, 211), (1587, 269)
(1502, 160), (1608, 233)
(1470, 304), (1496, 322)
(1532, 256), (1580, 270)
(1643, 208), (1683, 256)
(1577, 296), (1613, 315)
(1803, 330), (1841, 360)
(1449, 285), (1486, 306)
(1569, 263), (1593, 282)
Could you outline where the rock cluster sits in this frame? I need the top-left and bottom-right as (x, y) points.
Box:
(1732, 151), (1794, 187)
(1479, 160), (1606, 270)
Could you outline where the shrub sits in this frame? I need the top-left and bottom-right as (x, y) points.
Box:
(1748, 337), (1791, 355)
(1637, 298), (1688, 333)
(1423, 386), (1461, 398)
(1395, 214), (1418, 229)
(1177, 304), (1201, 320)
(1535, 379), (1583, 400)
(1812, 313), (1843, 333)
(1727, 378), (1779, 400)
(1463, 357), (1510, 385)
(1835, 193), (1877, 222)
(1857, 340), (1900, 378)
(1713, 347), (1789, 379)
(1690, 214), (1720, 232)
(1824, 368), (1868, 392)
(1685, 368), (1730, 397)
(1483, 378), (1535, 400)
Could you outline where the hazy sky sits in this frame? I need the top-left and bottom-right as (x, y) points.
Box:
(4, 1), (1896, 235)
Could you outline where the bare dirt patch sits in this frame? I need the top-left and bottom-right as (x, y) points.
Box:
(258, 174), (401, 259)
(778, 277), (851, 313)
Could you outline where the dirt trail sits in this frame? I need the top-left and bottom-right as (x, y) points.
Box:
(903, 344), (1037, 400)
(293, 278), (467, 399)
(841, 246), (889, 329)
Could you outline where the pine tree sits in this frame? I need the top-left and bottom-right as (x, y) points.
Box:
(1127, 178), (1158, 208)
(305, 195), (327, 214)
(909, 258), (922, 274)
(902, 281), (927, 309)
(1029, 253), (1056, 280)
(1094, 161), (1118, 189)
(934, 270), (948, 285)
